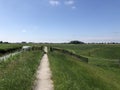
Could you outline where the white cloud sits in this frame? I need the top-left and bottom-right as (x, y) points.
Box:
(49, 0), (60, 6)
(64, 0), (74, 5)
(48, 0), (76, 9)
(64, 0), (76, 9)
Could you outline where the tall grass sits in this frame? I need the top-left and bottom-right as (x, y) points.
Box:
(49, 51), (120, 90)
(0, 50), (42, 90)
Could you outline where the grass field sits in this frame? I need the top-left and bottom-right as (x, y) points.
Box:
(0, 50), (42, 90)
(48, 44), (120, 90)
(48, 44), (120, 59)
(48, 44), (120, 68)
(49, 51), (120, 90)
(0, 44), (120, 90)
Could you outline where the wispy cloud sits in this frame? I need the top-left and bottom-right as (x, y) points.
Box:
(48, 0), (76, 9)
(64, 0), (75, 5)
(64, 0), (76, 9)
(72, 6), (76, 9)
(22, 29), (27, 33)
(49, 0), (60, 6)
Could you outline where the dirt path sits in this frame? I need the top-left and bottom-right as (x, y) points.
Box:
(33, 47), (54, 90)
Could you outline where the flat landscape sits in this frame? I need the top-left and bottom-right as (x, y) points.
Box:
(0, 43), (120, 90)
(0, 0), (120, 90)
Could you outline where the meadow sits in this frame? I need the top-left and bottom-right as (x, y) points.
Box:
(0, 43), (120, 90)
(48, 44), (120, 66)
(48, 44), (120, 59)
(48, 44), (120, 90)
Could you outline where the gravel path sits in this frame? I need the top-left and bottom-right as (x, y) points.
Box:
(33, 47), (54, 90)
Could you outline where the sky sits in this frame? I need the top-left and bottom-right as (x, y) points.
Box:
(0, 0), (120, 43)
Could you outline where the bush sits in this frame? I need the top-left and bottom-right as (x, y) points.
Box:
(69, 40), (85, 44)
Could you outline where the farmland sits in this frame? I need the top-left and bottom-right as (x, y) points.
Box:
(0, 43), (120, 90)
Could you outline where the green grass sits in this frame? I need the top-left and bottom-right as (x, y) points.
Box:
(0, 44), (22, 50)
(0, 50), (42, 90)
(47, 44), (120, 59)
(0, 44), (23, 56)
(48, 44), (120, 69)
(49, 51), (120, 90)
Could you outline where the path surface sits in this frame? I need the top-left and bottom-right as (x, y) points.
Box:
(33, 47), (54, 90)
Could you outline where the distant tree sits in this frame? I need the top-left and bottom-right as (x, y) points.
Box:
(0, 41), (3, 43)
(28, 42), (34, 44)
(69, 40), (85, 44)
(21, 41), (27, 44)
(4, 42), (9, 44)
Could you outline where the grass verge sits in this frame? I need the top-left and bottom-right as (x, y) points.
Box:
(0, 50), (42, 90)
(49, 51), (120, 90)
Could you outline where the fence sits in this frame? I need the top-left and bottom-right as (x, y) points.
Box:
(49, 47), (88, 63)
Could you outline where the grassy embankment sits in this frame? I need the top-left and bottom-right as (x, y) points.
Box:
(48, 44), (120, 90)
(0, 50), (43, 90)
(49, 51), (120, 90)
(0, 44), (22, 56)
(48, 44), (120, 67)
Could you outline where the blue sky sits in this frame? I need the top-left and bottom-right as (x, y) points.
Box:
(0, 0), (120, 43)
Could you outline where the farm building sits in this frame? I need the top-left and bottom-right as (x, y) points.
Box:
(22, 46), (32, 51)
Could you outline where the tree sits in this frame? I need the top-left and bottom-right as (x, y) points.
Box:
(0, 41), (3, 43)
(69, 40), (85, 44)
(4, 42), (9, 44)
(21, 41), (27, 44)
